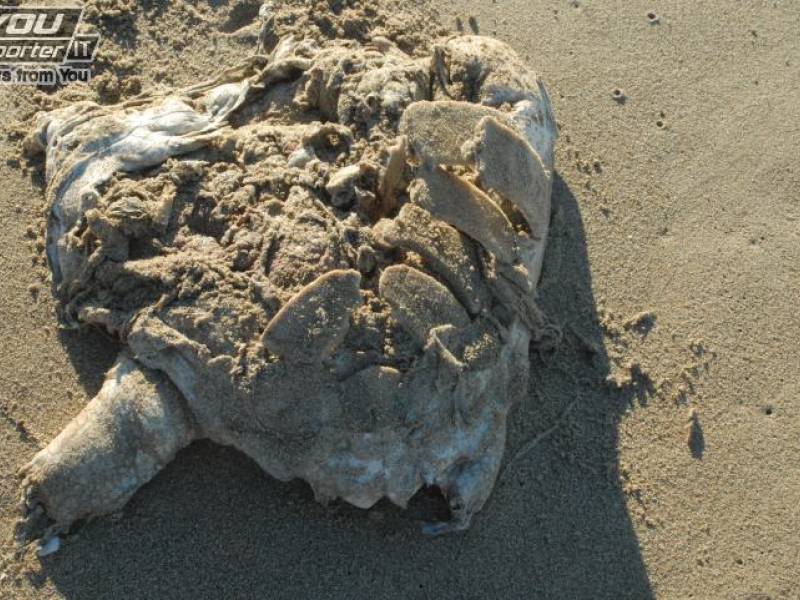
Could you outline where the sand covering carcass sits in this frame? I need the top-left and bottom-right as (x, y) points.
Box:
(17, 0), (557, 542)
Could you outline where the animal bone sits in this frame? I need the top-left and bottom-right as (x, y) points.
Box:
(410, 164), (517, 264)
(374, 203), (490, 315)
(263, 269), (362, 363)
(399, 100), (504, 167)
(471, 116), (552, 284)
(379, 264), (470, 348)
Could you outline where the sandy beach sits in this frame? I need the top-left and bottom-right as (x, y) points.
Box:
(1, 1), (798, 598)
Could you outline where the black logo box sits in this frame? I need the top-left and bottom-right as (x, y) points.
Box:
(0, 7), (83, 39)
(0, 34), (99, 64)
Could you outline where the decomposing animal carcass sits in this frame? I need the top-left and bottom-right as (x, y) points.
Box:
(17, 0), (557, 544)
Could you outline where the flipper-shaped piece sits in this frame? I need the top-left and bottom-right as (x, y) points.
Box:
(374, 203), (490, 315)
(379, 265), (470, 348)
(263, 269), (362, 363)
(410, 165), (517, 264)
(17, 353), (195, 544)
(472, 116), (552, 284)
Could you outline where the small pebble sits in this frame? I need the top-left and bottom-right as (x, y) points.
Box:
(37, 536), (61, 557)
(612, 88), (627, 104)
(287, 145), (315, 168)
(356, 245), (377, 274)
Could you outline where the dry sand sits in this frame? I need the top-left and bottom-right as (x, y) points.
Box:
(0, 1), (798, 598)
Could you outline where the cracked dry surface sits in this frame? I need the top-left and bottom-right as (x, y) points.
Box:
(16, 0), (557, 542)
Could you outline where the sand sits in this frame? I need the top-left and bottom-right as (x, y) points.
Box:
(1, 1), (798, 598)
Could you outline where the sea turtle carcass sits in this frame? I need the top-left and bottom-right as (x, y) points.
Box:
(17, 0), (557, 543)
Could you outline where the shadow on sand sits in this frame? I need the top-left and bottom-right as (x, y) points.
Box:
(33, 174), (654, 599)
